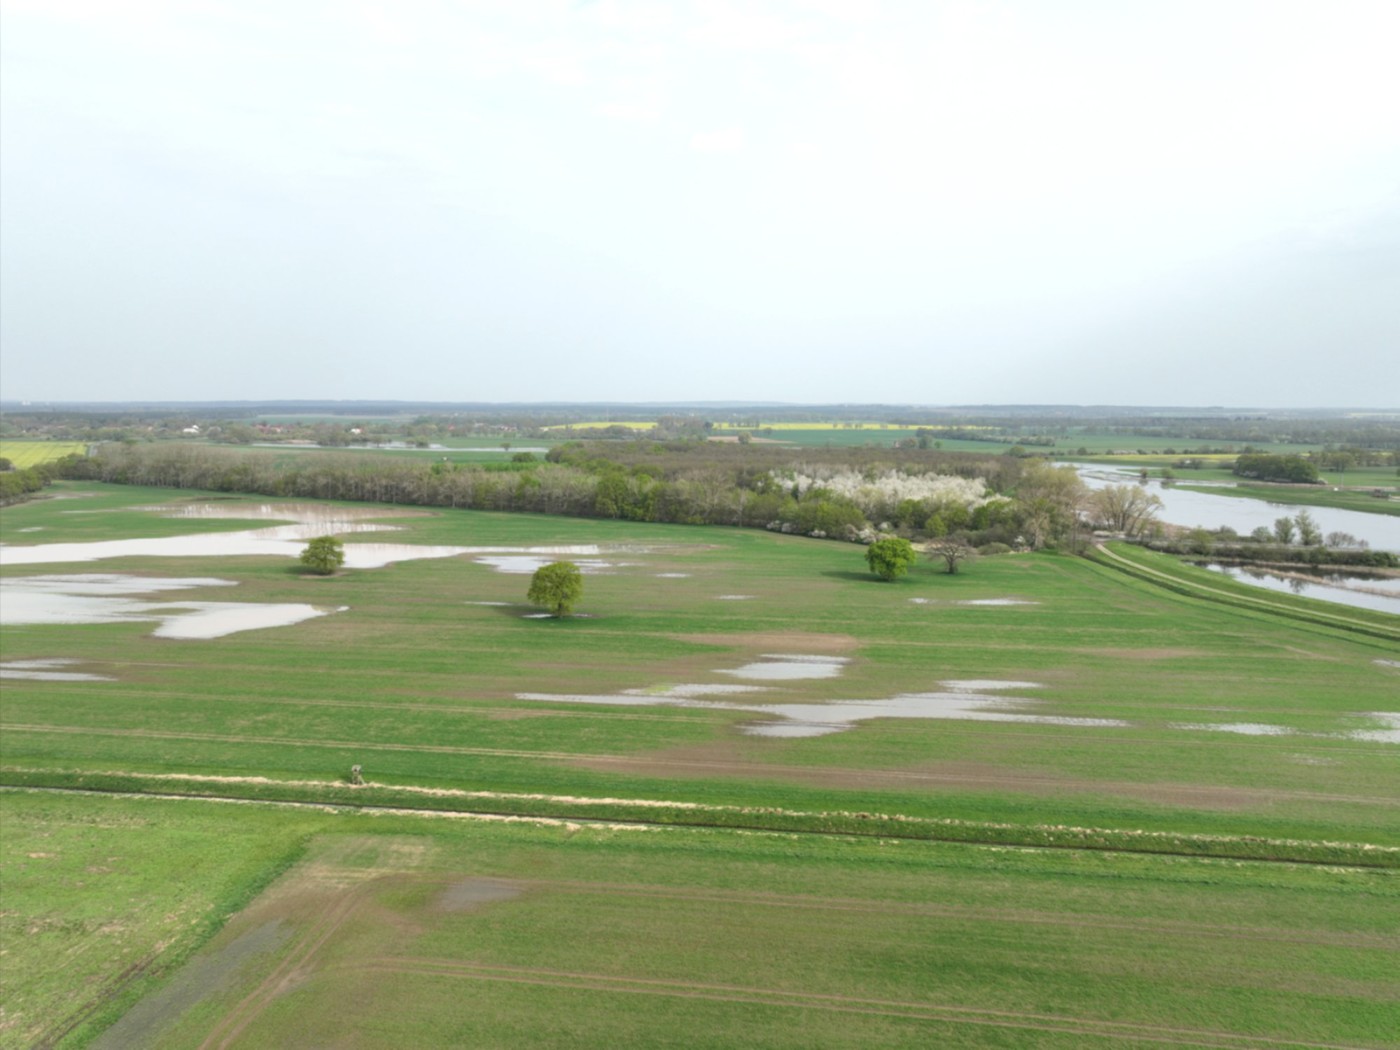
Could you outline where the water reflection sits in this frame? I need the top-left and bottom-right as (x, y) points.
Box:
(1073, 464), (1400, 552)
(1200, 563), (1400, 614)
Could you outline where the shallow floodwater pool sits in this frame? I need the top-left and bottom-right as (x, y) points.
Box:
(0, 502), (633, 572)
(0, 573), (336, 639)
(516, 662), (1095, 737)
(1200, 563), (1400, 615)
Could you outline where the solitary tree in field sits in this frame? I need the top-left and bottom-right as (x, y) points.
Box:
(927, 539), (975, 574)
(864, 536), (918, 581)
(299, 535), (345, 575)
(528, 561), (583, 616)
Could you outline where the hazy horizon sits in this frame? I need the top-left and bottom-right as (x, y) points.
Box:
(2, 1), (1397, 407)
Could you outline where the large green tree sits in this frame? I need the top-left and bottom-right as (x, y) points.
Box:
(528, 561), (584, 616)
(864, 536), (918, 581)
(299, 536), (345, 575)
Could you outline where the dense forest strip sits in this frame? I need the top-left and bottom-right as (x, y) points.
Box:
(45, 441), (1046, 545)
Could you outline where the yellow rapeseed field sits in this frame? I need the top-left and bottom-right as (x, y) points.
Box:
(0, 441), (87, 468)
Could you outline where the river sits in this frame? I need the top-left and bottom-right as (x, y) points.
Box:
(1073, 464), (1400, 552)
(1073, 464), (1400, 614)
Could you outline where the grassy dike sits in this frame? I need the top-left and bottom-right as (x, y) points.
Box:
(1085, 541), (1400, 642)
(7, 774), (1399, 869)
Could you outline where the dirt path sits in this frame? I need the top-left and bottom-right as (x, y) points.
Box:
(8, 721), (1397, 808)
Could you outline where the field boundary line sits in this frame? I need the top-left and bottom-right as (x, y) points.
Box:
(451, 875), (1400, 950)
(344, 958), (1390, 1050)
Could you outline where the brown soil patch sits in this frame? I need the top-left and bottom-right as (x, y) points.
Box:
(483, 709), (558, 721)
(674, 631), (860, 653)
(567, 747), (1371, 811)
(434, 878), (522, 912)
(1074, 648), (1204, 660)
(704, 435), (787, 444)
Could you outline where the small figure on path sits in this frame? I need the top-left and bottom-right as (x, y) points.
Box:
(350, 764), (364, 786)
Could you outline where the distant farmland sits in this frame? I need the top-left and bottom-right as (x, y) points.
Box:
(0, 441), (87, 468)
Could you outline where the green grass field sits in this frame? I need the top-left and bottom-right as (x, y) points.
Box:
(2, 483), (1397, 1047)
(6, 793), (1395, 1049)
(0, 441), (87, 468)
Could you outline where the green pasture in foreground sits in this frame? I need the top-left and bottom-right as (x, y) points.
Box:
(4, 792), (1397, 1050)
(2, 483), (1398, 1047)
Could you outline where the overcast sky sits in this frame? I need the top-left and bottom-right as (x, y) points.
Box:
(2, 0), (1397, 407)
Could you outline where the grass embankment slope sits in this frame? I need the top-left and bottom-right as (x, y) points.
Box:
(2, 483), (1398, 1047)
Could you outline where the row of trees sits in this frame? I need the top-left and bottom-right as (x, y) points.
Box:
(0, 457), (66, 503)
(865, 537), (976, 581)
(53, 443), (1097, 551)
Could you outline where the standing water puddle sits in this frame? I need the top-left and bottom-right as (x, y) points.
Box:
(0, 502), (634, 570)
(0, 574), (337, 640)
(717, 654), (850, 680)
(0, 658), (114, 681)
(1199, 563), (1400, 615)
(517, 653), (1102, 736)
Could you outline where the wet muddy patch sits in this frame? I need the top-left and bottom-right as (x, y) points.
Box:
(634, 683), (769, 697)
(908, 597), (1039, 607)
(1172, 722), (1295, 737)
(90, 920), (291, 1050)
(1076, 647), (1205, 661)
(515, 678), (1123, 738)
(1171, 714), (1400, 744)
(1347, 713), (1400, 744)
(473, 554), (614, 575)
(0, 657), (113, 682)
(735, 683), (1116, 738)
(434, 878), (522, 912)
(676, 632), (858, 653)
